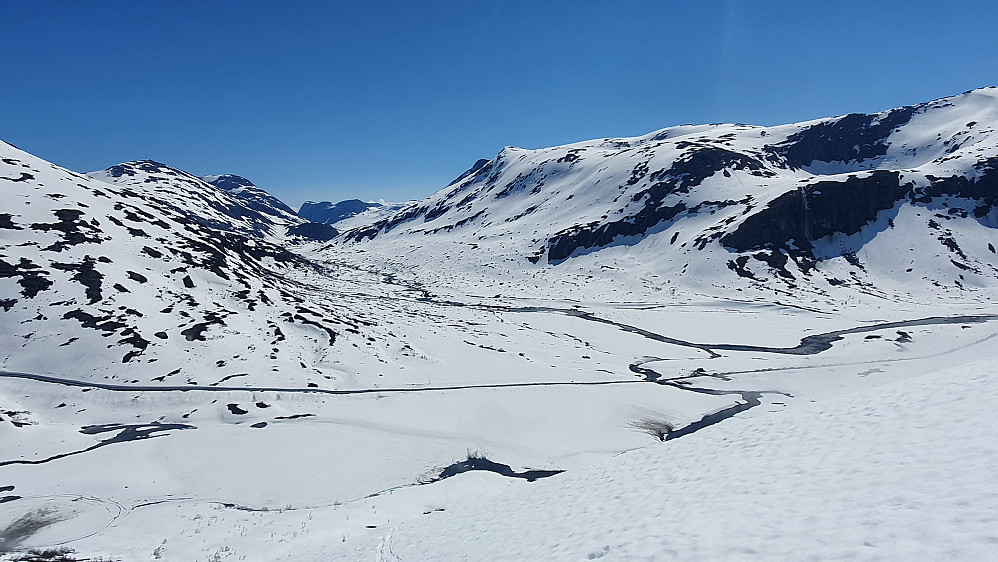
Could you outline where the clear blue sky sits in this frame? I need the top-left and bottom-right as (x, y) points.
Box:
(2, 1), (996, 209)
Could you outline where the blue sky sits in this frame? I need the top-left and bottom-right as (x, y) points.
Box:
(2, 1), (997, 209)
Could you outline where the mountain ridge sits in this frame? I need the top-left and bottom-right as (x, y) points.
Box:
(339, 87), (998, 299)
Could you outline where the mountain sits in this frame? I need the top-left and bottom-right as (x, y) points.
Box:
(0, 150), (355, 384)
(87, 161), (302, 239)
(89, 162), (336, 242)
(202, 173), (297, 217)
(297, 199), (416, 231)
(299, 199), (382, 224)
(343, 87), (998, 300)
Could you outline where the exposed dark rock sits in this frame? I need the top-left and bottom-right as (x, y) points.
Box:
(346, 203), (425, 242)
(293, 314), (337, 345)
(62, 309), (126, 332)
(51, 257), (103, 304)
(547, 203), (685, 262)
(0, 257), (52, 298)
(939, 236), (967, 259)
(226, 403), (248, 415)
(0, 172), (34, 182)
(767, 107), (917, 168)
(722, 171), (911, 257)
(274, 413), (315, 420)
(752, 250), (796, 279)
(726, 255), (757, 279)
(119, 331), (150, 363)
(106, 163), (140, 177)
(423, 201), (453, 222)
(180, 313), (225, 341)
(545, 147), (770, 261)
(429, 454), (563, 483)
(494, 170), (546, 200)
(30, 209), (104, 252)
(0, 213), (21, 229)
(299, 199), (381, 224)
(287, 221), (339, 241)
(424, 210), (486, 234)
(447, 158), (490, 186)
(912, 157), (998, 210)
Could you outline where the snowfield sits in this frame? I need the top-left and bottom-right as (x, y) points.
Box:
(336, 357), (998, 561)
(2, 88), (998, 560)
(5, 331), (995, 560)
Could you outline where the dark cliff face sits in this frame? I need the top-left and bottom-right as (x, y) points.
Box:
(546, 147), (771, 261)
(721, 171), (911, 256)
(723, 158), (998, 259)
(287, 221), (338, 241)
(299, 199), (381, 224)
(765, 107), (917, 169)
(912, 156), (998, 215)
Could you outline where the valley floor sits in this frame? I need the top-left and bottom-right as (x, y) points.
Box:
(2, 247), (997, 560)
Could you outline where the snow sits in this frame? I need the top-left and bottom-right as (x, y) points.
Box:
(339, 357), (998, 561)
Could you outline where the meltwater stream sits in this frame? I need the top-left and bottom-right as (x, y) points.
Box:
(2, 311), (994, 477)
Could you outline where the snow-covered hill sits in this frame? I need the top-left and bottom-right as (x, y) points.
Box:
(343, 87), (998, 302)
(86, 162), (304, 240)
(202, 173), (297, 219)
(0, 147), (364, 386)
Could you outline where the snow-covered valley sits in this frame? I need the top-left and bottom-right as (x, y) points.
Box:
(3, 88), (998, 560)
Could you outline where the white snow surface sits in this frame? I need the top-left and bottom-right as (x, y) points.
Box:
(336, 358), (998, 561)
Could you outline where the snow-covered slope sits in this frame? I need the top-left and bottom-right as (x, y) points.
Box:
(334, 357), (998, 561)
(0, 145), (364, 386)
(86, 161), (304, 240)
(202, 173), (297, 219)
(343, 87), (998, 301)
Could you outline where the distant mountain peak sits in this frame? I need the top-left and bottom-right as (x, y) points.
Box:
(299, 199), (383, 225)
(447, 158), (490, 186)
(105, 159), (183, 178)
(202, 174), (256, 192)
